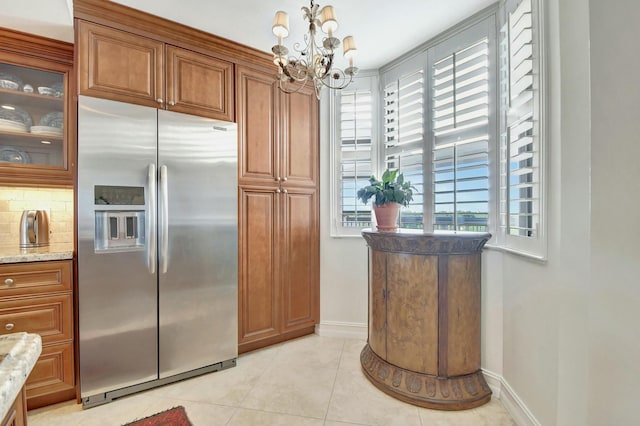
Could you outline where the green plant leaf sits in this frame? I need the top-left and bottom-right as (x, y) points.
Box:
(356, 168), (415, 207)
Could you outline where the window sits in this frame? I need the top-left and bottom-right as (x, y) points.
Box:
(499, 0), (546, 257)
(328, 1), (545, 258)
(430, 37), (492, 232)
(383, 65), (425, 229)
(330, 75), (377, 236)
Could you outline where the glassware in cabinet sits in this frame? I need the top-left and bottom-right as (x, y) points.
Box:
(0, 62), (65, 168)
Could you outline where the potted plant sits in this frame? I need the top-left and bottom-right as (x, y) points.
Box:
(357, 169), (416, 231)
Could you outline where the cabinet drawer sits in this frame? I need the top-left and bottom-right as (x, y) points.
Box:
(0, 294), (72, 343)
(26, 341), (74, 399)
(0, 261), (72, 297)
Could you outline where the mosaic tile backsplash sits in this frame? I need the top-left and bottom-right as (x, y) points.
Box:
(0, 187), (74, 246)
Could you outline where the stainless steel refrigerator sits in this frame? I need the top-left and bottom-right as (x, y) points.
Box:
(77, 95), (237, 408)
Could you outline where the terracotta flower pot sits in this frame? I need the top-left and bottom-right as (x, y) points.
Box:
(373, 202), (401, 231)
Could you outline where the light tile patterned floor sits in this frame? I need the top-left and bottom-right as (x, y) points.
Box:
(27, 335), (516, 426)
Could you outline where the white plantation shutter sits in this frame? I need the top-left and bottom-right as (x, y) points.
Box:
(330, 75), (379, 236)
(431, 38), (491, 232)
(338, 90), (373, 229)
(384, 70), (425, 229)
(499, 0), (545, 256)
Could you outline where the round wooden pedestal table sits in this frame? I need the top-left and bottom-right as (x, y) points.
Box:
(361, 229), (492, 410)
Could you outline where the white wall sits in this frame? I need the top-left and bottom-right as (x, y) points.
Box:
(318, 91), (369, 339)
(494, 0), (592, 424)
(588, 0), (640, 424)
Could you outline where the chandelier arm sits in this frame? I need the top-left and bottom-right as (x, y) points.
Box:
(278, 74), (313, 96)
(315, 70), (355, 91)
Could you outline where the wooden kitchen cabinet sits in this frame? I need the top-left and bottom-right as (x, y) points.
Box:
(238, 184), (319, 353)
(237, 66), (279, 183)
(281, 187), (318, 332)
(237, 65), (319, 353)
(237, 65), (318, 188)
(280, 87), (319, 188)
(238, 186), (281, 345)
(77, 20), (234, 121)
(0, 260), (75, 409)
(76, 20), (163, 107)
(0, 28), (75, 186)
(165, 45), (233, 120)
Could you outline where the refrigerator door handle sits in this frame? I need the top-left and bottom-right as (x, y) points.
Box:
(147, 164), (157, 274)
(160, 164), (169, 274)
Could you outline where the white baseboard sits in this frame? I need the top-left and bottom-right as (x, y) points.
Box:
(481, 368), (503, 399)
(482, 368), (540, 426)
(315, 321), (368, 340)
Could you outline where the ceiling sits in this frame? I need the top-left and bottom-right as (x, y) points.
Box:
(1, 0), (494, 70)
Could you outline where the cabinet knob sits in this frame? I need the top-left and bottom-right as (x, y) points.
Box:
(5, 323), (14, 331)
(283, 177), (288, 182)
(276, 177), (281, 182)
(168, 101), (175, 106)
(276, 189), (281, 193)
(157, 98), (164, 104)
(283, 189), (288, 194)
(4, 278), (14, 286)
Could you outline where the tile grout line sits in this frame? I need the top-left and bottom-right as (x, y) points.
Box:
(323, 338), (346, 425)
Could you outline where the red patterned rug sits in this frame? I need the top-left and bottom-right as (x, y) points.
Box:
(123, 406), (192, 426)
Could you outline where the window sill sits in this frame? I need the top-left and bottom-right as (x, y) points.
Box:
(484, 243), (548, 264)
(329, 232), (366, 239)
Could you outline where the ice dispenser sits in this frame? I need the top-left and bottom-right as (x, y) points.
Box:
(95, 211), (145, 251)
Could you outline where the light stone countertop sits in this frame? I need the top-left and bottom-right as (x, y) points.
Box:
(0, 332), (42, 420)
(0, 244), (74, 264)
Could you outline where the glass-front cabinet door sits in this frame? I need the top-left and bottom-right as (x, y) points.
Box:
(0, 63), (65, 166)
(0, 29), (74, 186)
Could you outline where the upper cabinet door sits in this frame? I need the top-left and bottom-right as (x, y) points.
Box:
(77, 21), (164, 108)
(0, 28), (74, 186)
(280, 87), (318, 188)
(236, 66), (279, 184)
(165, 46), (233, 122)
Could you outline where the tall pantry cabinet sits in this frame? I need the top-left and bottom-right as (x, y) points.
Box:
(236, 65), (319, 353)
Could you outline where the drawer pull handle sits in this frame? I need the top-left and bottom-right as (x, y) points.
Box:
(4, 278), (14, 286)
(5, 323), (14, 331)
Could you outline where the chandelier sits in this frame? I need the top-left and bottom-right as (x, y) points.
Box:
(271, 0), (358, 99)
